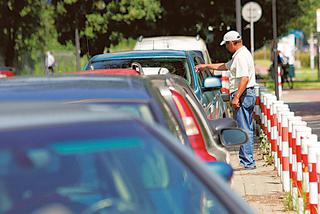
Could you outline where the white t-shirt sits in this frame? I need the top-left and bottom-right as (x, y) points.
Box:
(45, 53), (55, 67)
(224, 46), (256, 93)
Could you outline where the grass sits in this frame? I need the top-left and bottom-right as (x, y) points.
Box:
(255, 59), (320, 90)
(283, 192), (294, 211)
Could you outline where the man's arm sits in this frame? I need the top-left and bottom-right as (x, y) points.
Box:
(195, 63), (227, 72)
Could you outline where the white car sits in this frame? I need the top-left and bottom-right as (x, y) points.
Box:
(134, 36), (212, 64)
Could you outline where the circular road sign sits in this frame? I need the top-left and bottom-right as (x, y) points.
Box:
(242, 1), (262, 23)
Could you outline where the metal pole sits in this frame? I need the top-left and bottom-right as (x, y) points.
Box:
(236, 0), (242, 34)
(250, 20), (254, 57)
(318, 33), (320, 81)
(272, 0), (279, 100)
(75, 28), (81, 71)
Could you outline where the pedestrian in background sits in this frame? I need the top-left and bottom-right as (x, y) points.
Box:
(196, 30), (257, 169)
(45, 51), (55, 74)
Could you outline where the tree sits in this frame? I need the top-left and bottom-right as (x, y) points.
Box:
(130, 0), (302, 61)
(287, 0), (320, 38)
(0, 0), (45, 70)
(52, 0), (162, 57)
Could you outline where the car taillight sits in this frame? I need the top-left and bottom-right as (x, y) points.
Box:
(170, 89), (216, 161)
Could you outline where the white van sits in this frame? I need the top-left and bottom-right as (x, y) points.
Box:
(134, 36), (212, 64)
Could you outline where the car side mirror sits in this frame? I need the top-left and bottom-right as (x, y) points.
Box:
(206, 161), (233, 182)
(218, 127), (248, 147)
(202, 77), (221, 92)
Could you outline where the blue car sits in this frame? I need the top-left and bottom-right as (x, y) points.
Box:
(84, 50), (230, 119)
(0, 76), (229, 162)
(0, 104), (254, 214)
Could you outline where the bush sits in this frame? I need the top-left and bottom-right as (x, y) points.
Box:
(297, 51), (310, 68)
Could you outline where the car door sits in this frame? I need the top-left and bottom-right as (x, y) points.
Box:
(190, 52), (223, 119)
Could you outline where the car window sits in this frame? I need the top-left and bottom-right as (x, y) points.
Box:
(0, 121), (232, 214)
(88, 58), (192, 85)
(193, 56), (210, 88)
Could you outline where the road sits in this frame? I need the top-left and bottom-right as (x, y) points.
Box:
(282, 89), (320, 136)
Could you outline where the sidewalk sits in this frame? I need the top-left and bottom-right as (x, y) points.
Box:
(229, 146), (294, 214)
(229, 88), (320, 213)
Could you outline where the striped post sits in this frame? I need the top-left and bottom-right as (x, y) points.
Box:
(292, 122), (308, 209)
(266, 95), (277, 143)
(288, 116), (302, 190)
(308, 138), (319, 214)
(263, 93), (272, 135)
(221, 70), (230, 94)
(301, 130), (315, 214)
(259, 92), (266, 133)
(277, 65), (282, 99)
(296, 126), (311, 212)
(254, 85), (261, 134)
(276, 106), (290, 174)
(281, 112), (295, 192)
(271, 101), (284, 163)
(315, 150), (320, 212)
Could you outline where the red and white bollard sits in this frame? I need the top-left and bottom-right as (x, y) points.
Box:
(262, 93), (273, 136)
(307, 136), (319, 214)
(259, 92), (267, 133)
(276, 106), (290, 174)
(304, 135), (320, 214)
(315, 148), (320, 212)
(301, 130), (315, 214)
(296, 125), (312, 212)
(291, 122), (308, 209)
(266, 95), (277, 142)
(288, 116), (302, 190)
(221, 70), (230, 94)
(271, 101), (284, 163)
(281, 112), (295, 192)
(280, 111), (294, 185)
(254, 85), (261, 133)
(277, 65), (282, 99)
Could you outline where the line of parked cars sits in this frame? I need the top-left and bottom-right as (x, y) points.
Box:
(0, 36), (255, 214)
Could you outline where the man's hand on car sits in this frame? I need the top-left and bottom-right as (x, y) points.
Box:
(195, 64), (207, 73)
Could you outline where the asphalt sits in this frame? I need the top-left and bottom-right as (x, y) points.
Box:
(229, 87), (320, 213)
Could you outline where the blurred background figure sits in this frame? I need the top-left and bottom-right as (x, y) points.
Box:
(45, 51), (55, 75)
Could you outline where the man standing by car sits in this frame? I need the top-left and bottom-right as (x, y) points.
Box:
(196, 30), (256, 170)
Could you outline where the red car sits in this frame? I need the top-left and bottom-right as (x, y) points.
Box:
(0, 66), (15, 77)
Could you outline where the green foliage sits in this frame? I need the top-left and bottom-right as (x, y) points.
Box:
(297, 51), (311, 68)
(51, 0), (163, 57)
(288, 0), (320, 37)
(0, 0), (45, 71)
(258, 130), (274, 166)
(283, 192), (294, 211)
(109, 38), (136, 52)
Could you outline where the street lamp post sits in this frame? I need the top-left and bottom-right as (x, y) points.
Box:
(236, 0), (242, 35)
(272, 0), (280, 100)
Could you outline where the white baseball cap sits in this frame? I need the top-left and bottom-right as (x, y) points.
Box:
(220, 31), (242, 45)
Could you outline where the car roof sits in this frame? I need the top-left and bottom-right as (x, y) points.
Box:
(0, 75), (153, 101)
(89, 50), (188, 62)
(68, 69), (139, 75)
(134, 36), (207, 51)
(0, 102), (135, 130)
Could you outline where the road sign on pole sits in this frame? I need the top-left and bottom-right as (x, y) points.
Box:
(242, 1), (262, 57)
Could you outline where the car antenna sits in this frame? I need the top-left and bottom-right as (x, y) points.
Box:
(196, 34), (200, 41)
(138, 35), (143, 42)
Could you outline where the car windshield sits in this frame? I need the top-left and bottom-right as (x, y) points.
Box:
(87, 58), (192, 84)
(0, 120), (230, 214)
